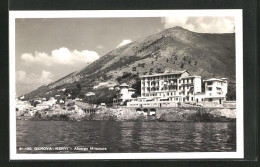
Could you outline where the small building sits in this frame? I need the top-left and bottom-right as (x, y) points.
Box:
(108, 87), (114, 90)
(16, 100), (31, 111)
(85, 92), (95, 96)
(100, 103), (106, 107)
(42, 98), (57, 107)
(113, 83), (136, 106)
(36, 103), (50, 110)
(201, 78), (228, 104)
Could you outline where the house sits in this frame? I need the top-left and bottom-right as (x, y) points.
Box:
(196, 78), (228, 104)
(42, 97), (57, 107)
(16, 100), (31, 111)
(85, 92), (95, 96)
(36, 103), (50, 110)
(108, 87), (114, 90)
(75, 98), (82, 101)
(126, 70), (228, 107)
(113, 83), (136, 106)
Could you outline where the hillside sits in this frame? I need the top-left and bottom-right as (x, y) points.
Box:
(23, 26), (236, 102)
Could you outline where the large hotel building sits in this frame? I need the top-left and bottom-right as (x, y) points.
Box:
(116, 70), (228, 108)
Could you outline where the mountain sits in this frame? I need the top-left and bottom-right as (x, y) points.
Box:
(23, 26), (236, 101)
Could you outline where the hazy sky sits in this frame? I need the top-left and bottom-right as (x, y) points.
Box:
(15, 16), (235, 96)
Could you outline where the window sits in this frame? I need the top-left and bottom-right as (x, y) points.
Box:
(208, 87), (212, 91)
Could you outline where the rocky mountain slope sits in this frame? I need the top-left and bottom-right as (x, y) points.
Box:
(23, 26), (236, 101)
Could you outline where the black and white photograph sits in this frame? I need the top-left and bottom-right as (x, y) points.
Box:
(9, 10), (243, 159)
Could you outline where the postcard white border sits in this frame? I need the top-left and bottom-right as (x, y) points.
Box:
(9, 10), (243, 160)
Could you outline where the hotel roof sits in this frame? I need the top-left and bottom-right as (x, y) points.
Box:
(120, 83), (129, 87)
(141, 70), (189, 78)
(181, 75), (201, 79)
(204, 78), (226, 82)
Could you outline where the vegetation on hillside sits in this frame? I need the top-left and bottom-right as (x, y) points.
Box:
(23, 26), (236, 101)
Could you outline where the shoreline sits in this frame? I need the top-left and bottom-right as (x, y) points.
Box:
(17, 106), (236, 122)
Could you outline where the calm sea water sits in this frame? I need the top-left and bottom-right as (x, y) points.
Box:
(16, 120), (236, 153)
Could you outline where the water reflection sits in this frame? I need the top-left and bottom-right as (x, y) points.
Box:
(17, 121), (236, 153)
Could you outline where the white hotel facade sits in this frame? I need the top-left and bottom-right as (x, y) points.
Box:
(124, 70), (228, 108)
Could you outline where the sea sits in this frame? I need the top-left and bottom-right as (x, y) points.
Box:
(16, 120), (236, 153)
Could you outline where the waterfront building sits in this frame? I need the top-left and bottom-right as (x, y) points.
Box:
(198, 78), (228, 104)
(123, 70), (228, 107)
(16, 100), (31, 111)
(113, 83), (136, 105)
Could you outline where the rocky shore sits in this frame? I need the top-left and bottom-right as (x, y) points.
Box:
(16, 105), (236, 122)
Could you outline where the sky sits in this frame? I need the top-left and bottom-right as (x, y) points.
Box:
(15, 16), (235, 96)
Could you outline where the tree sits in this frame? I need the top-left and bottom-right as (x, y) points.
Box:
(226, 83), (236, 100)
(33, 101), (41, 107)
(132, 80), (141, 95)
(123, 100), (129, 106)
(76, 83), (81, 90)
(131, 93), (138, 98)
(156, 68), (162, 73)
(180, 63), (184, 68)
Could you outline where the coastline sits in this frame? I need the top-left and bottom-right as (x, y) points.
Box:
(17, 106), (236, 122)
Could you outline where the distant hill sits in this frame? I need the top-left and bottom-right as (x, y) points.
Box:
(23, 26), (236, 102)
